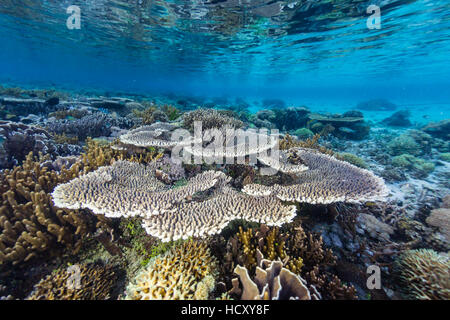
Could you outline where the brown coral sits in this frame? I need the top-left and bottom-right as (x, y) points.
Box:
(27, 263), (116, 300)
(394, 249), (450, 300)
(126, 240), (217, 300)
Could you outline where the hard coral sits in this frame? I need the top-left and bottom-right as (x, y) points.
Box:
(394, 249), (449, 300)
(230, 249), (314, 300)
(27, 263), (116, 300)
(0, 139), (125, 266)
(183, 108), (244, 131)
(126, 240), (217, 300)
(244, 148), (388, 204)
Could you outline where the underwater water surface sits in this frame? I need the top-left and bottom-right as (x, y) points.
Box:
(0, 1), (449, 118)
(0, 0), (449, 302)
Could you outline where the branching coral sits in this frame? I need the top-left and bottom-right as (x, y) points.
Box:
(279, 133), (334, 156)
(27, 263), (116, 300)
(243, 148), (388, 204)
(220, 222), (356, 300)
(126, 240), (217, 300)
(0, 139), (140, 266)
(394, 249), (449, 300)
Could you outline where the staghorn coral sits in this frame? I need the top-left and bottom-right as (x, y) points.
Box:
(125, 240), (217, 300)
(183, 108), (244, 131)
(243, 148), (388, 204)
(228, 223), (335, 278)
(27, 263), (116, 300)
(279, 133), (334, 156)
(394, 249), (450, 300)
(161, 104), (182, 121)
(232, 225), (303, 274)
(229, 249), (314, 300)
(52, 161), (223, 219)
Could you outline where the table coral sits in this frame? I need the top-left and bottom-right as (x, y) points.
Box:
(243, 148), (388, 204)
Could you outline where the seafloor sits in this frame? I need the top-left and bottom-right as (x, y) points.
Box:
(0, 86), (449, 300)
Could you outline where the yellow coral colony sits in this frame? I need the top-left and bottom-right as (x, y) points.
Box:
(125, 240), (218, 300)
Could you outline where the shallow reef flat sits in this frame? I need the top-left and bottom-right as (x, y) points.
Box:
(0, 87), (449, 301)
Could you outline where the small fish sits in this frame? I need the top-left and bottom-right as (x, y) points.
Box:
(422, 115), (429, 119)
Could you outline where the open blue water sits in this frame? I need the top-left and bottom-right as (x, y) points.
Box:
(0, 0), (449, 123)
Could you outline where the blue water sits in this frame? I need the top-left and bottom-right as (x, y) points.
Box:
(0, 0), (449, 122)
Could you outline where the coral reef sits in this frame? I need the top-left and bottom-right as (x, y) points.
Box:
(337, 152), (368, 168)
(52, 161), (223, 219)
(0, 139), (124, 266)
(356, 99), (397, 111)
(183, 108), (244, 131)
(230, 249), (314, 300)
(142, 185), (297, 242)
(307, 111), (370, 140)
(387, 130), (432, 156)
(27, 263), (116, 300)
(47, 112), (132, 141)
(243, 148), (388, 204)
(293, 128), (314, 140)
(126, 240), (217, 300)
(394, 249), (449, 300)
(422, 119), (450, 140)
(272, 107), (310, 131)
(426, 197), (450, 244)
(250, 109), (277, 129)
(219, 222), (356, 300)
(381, 110), (412, 127)
(392, 154), (435, 178)
(0, 121), (81, 169)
